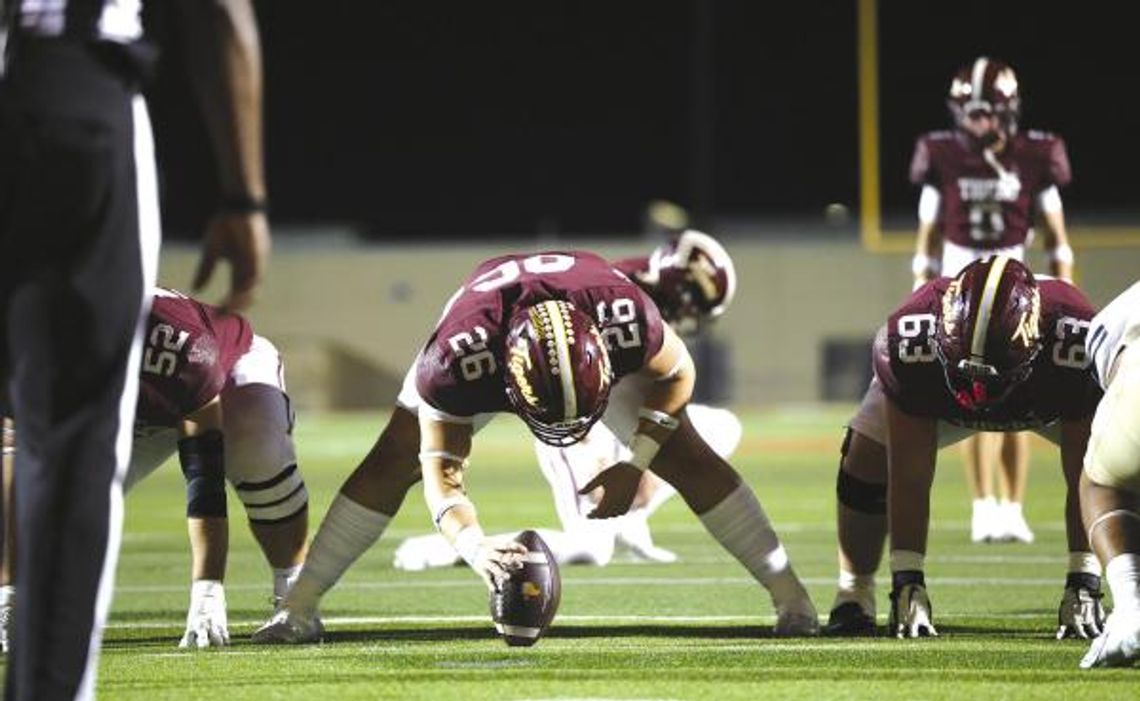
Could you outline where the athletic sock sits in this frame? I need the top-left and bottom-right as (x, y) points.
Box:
(1106, 554), (1140, 615)
(286, 493), (391, 615)
(273, 564), (303, 602)
(835, 570), (875, 616)
(698, 483), (809, 611)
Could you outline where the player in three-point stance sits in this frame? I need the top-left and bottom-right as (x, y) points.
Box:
(392, 231), (742, 569)
(1078, 282), (1140, 667)
(254, 249), (816, 643)
(824, 257), (1104, 639)
(1, 288), (309, 649)
(910, 57), (1077, 545)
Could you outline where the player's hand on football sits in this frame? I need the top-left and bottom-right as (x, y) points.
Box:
(471, 538), (528, 592)
(179, 580), (230, 649)
(579, 462), (644, 519)
(889, 582), (938, 639)
(1056, 575), (1106, 640)
(193, 209), (271, 313)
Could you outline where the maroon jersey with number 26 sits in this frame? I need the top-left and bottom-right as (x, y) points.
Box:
(415, 251), (666, 420)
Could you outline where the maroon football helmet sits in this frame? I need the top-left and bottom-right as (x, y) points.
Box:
(639, 230), (737, 335)
(504, 300), (613, 446)
(947, 57), (1020, 141)
(935, 256), (1043, 411)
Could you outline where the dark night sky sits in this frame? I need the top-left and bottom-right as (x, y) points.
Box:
(146, 1), (1140, 239)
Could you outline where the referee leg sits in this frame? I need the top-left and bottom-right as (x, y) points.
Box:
(1, 81), (159, 699)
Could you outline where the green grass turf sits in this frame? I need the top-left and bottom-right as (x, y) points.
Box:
(9, 405), (1139, 699)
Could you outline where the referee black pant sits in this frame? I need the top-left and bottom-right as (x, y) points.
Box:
(0, 40), (159, 701)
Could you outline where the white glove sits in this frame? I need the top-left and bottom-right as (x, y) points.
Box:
(1056, 574), (1106, 640)
(179, 580), (230, 649)
(454, 528), (526, 592)
(889, 582), (938, 638)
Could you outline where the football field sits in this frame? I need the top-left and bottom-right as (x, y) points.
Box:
(43, 406), (1140, 698)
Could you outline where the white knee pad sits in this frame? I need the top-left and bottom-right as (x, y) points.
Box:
(1085, 349), (1140, 494)
(221, 384), (308, 522)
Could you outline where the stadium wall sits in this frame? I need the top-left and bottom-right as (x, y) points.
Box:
(158, 240), (1138, 410)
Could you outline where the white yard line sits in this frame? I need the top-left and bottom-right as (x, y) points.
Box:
(112, 574), (1068, 594)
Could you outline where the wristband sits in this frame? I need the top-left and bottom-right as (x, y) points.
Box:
(220, 194), (268, 215)
(453, 525), (485, 566)
(1049, 244), (1074, 265)
(637, 408), (681, 431)
(431, 495), (476, 528)
(911, 254), (941, 278)
(1068, 551), (1101, 576)
(628, 432), (662, 471)
(419, 450), (470, 469)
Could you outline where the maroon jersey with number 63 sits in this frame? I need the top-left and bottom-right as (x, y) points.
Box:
(910, 130), (1071, 249)
(416, 251), (665, 419)
(136, 289), (253, 427)
(874, 278), (1101, 430)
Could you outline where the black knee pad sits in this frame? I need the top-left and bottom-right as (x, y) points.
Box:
(836, 466), (886, 516)
(179, 430), (227, 518)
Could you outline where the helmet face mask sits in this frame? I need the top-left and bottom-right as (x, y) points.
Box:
(641, 230), (737, 335)
(934, 256), (1043, 412)
(504, 300), (613, 446)
(947, 57), (1020, 146)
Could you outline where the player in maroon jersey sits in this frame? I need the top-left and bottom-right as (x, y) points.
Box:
(1, 289), (309, 649)
(909, 57), (1077, 546)
(254, 250), (817, 643)
(825, 257), (1105, 638)
(393, 231), (743, 570)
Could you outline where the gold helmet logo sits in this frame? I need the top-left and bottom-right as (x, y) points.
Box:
(1011, 288), (1041, 348)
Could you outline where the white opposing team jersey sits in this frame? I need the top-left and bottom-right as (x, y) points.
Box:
(1087, 281), (1140, 390)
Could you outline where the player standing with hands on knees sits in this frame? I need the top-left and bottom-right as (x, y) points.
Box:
(0, 0), (268, 698)
(254, 250), (817, 643)
(909, 57), (1076, 545)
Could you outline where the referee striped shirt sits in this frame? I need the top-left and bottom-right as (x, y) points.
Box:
(4, 0), (142, 42)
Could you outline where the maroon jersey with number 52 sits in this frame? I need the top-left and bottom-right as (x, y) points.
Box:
(136, 289), (253, 427)
(415, 251), (666, 419)
(873, 278), (1101, 430)
(910, 130), (1071, 250)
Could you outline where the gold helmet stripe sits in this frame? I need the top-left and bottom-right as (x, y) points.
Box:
(970, 256), (1010, 362)
(543, 301), (578, 420)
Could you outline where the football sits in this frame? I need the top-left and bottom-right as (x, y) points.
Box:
(489, 530), (561, 646)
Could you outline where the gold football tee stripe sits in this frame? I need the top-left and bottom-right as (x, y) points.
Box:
(971, 256), (1009, 361)
(545, 301), (577, 420)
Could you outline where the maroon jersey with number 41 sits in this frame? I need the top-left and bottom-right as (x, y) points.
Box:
(873, 278), (1101, 430)
(910, 130), (1071, 250)
(136, 289), (253, 427)
(415, 251), (666, 419)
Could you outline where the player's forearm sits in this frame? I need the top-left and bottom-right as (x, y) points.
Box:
(174, 0), (266, 201)
(188, 516), (229, 581)
(1061, 419), (1093, 553)
(1040, 210), (1074, 281)
(886, 402), (938, 556)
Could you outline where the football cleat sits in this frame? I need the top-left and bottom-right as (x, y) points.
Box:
(1057, 573), (1106, 640)
(824, 601), (878, 637)
(1080, 610), (1140, 668)
(0, 586), (12, 654)
(774, 602), (820, 637)
(250, 608), (324, 644)
(889, 581), (938, 638)
(615, 514), (678, 564)
(971, 498), (1001, 543)
(490, 530), (561, 647)
(995, 502), (1035, 544)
